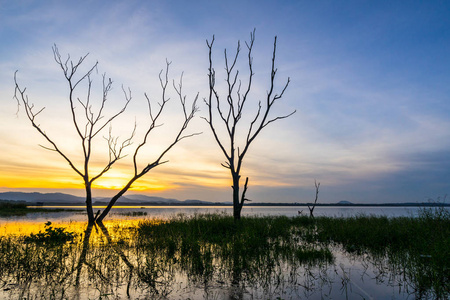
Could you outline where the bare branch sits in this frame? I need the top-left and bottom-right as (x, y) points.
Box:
(308, 180), (320, 218)
(38, 144), (57, 151)
(239, 28), (255, 117)
(90, 124), (135, 183)
(221, 161), (231, 169)
(204, 36), (232, 163)
(133, 61), (173, 175)
(205, 29), (295, 220)
(17, 46), (201, 224)
(91, 80), (131, 138)
(262, 109), (297, 129)
(97, 70), (200, 222)
(14, 71), (84, 178)
(247, 100), (262, 143)
(240, 177), (251, 208)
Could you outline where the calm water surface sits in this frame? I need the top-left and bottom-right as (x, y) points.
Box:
(0, 205), (422, 224)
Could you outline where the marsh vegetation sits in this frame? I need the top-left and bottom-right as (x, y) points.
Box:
(0, 207), (448, 299)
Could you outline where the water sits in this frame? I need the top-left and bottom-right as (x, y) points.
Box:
(0, 205), (422, 224)
(0, 206), (445, 299)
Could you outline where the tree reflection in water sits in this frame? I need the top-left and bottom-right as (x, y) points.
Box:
(0, 215), (447, 299)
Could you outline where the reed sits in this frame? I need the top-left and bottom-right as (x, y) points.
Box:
(311, 207), (449, 298)
(0, 209), (448, 299)
(138, 213), (333, 284)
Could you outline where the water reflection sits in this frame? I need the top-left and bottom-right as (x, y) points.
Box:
(0, 218), (446, 299)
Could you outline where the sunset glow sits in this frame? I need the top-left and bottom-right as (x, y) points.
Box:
(1, 1), (449, 203)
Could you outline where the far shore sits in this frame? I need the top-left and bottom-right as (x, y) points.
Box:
(22, 201), (450, 207)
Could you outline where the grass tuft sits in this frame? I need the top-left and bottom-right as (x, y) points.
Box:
(24, 221), (77, 245)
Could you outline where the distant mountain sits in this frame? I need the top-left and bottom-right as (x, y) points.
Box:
(1, 192), (448, 207)
(0, 192), (192, 205)
(0, 192), (233, 206)
(337, 200), (353, 205)
(0, 192), (85, 203)
(184, 199), (216, 205)
(123, 194), (182, 204)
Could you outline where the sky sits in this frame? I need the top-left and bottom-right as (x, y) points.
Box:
(1, 0), (449, 204)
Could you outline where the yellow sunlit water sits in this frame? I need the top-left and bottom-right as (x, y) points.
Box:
(0, 218), (163, 239)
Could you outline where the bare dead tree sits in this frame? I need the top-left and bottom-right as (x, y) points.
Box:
(203, 30), (296, 220)
(307, 180), (320, 218)
(14, 45), (199, 224)
(96, 65), (200, 222)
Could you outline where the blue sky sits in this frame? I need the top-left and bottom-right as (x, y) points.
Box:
(1, 0), (449, 203)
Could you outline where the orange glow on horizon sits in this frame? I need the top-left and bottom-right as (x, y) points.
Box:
(0, 176), (83, 190)
(0, 174), (297, 194)
(1, 157), (297, 199)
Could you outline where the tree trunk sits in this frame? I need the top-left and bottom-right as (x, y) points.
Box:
(85, 183), (95, 223)
(96, 193), (122, 223)
(96, 179), (135, 223)
(232, 174), (242, 220)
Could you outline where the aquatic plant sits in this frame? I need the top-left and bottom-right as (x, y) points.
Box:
(23, 221), (77, 245)
(0, 213), (448, 299)
(311, 208), (449, 298)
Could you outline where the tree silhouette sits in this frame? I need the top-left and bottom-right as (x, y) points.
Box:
(307, 180), (320, 218)
(14, 45), (199, 223)
(203, 30), (295, 220)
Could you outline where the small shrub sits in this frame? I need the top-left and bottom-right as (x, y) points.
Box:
(24, 221), (77, 245)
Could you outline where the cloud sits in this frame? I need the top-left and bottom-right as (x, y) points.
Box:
(1, 1), (450, 204)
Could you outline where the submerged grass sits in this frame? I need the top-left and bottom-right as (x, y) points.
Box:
(0, 208), (448, 299)
(137, 208), (449, 298)
(138, 213), (331, 261)
(137, 213), (333, 286)
(310, 206), (450, 298)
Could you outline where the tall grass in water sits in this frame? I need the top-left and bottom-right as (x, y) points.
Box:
(312, 207), (449, 298)
(0, 211), (448, 299)
(0, 221), (144, 299)
(138, 214), (333, 287)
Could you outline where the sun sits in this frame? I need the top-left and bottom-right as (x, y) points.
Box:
(92, 173), (172, 192)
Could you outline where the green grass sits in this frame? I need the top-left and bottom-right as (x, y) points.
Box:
(136, 210), (449, 298)
(138, 213), (333, 282)
(310, 207), (449, 298)
(0, 209), (448, 299)
(312, 207), (449, 257)
(24, 222), (78, 245)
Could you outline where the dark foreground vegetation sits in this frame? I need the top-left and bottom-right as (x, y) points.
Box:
(0, 207), (448, 299)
